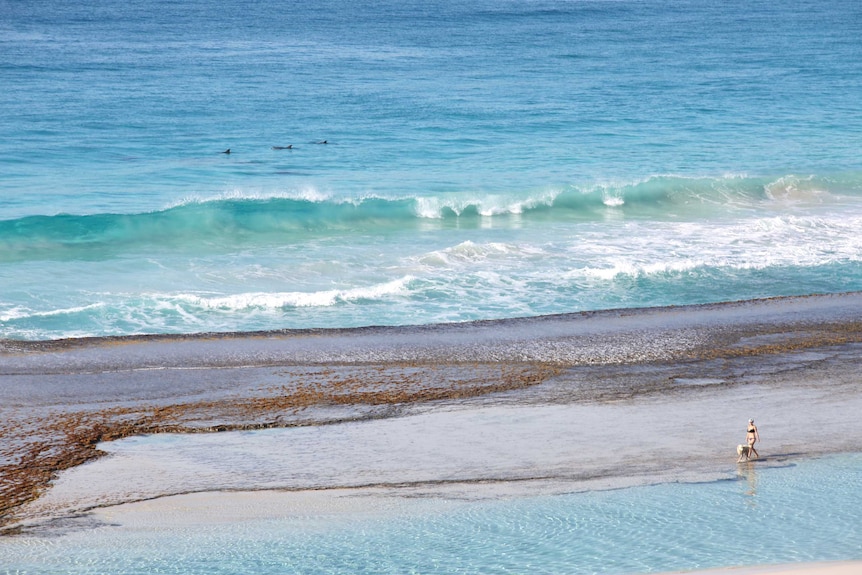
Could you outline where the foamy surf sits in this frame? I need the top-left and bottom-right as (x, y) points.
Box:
(172, 277), (414, 311)
(4, 202), (862, 339)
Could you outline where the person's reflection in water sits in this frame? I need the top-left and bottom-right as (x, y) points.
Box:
(737, 463), (759, 506)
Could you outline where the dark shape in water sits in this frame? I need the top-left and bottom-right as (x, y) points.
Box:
(272, 145), (293, 150)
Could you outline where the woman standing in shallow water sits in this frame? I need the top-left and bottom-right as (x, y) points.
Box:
(747, 419), (760, 459)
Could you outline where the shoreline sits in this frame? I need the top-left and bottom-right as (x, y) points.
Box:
(3, 290), (861, 347)
(4, 292), (862, 372)
(3, 292), (862, 533)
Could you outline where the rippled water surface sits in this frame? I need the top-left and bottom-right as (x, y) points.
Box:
(3, 0), (862, 339)
(2, 454), (861, 574)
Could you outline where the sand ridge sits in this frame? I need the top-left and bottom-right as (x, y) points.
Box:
(3, 293), (862, 532)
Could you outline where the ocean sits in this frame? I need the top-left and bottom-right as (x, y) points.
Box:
(3, 2), (862, 573)
(3, 0), (862, 340)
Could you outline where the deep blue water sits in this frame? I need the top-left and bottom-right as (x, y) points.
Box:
(2, 0), (862, 339)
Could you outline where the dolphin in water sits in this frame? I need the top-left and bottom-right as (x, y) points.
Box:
(221, 148), (231, 154)
(272, 145), (293, 150)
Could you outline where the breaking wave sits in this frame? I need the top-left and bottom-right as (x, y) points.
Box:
(3, 173), (860, 262)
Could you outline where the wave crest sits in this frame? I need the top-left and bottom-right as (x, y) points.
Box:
(3, 172), (861, 261)
(172, 277), (414, 311)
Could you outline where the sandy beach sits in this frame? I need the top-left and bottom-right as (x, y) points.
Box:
(2, 293), (862, 572)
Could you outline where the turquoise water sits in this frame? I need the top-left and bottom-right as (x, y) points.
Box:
(2, 454), (861, 574)
(4, 4), (862, 572)
(3, 0), (862, 339)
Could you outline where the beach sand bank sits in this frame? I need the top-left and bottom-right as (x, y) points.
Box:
(2, 293), (862, 538)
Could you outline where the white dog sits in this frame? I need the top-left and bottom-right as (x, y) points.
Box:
(736, 444), (752, 462)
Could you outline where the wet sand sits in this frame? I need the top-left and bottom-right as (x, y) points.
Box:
(3, 293), (862, 535)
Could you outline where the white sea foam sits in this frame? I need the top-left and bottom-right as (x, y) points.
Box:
(413, 190), (560, 219)
(0, 303), (105, 322)
(764, 175), (828, 204)
(167, 186), (332, 209)
(0, 306), (29, 322)
(4, 207), (862, 342)
(419, 241), (544, 267)
(602, 196), (625, 207)
(566, 213), (862, 282)
(406, 210), (862, 315)
(170, 277), (414, 311)
(573, 260), (705, 281)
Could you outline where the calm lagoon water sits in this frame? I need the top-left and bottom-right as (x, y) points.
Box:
(2, 454), (861, 575)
